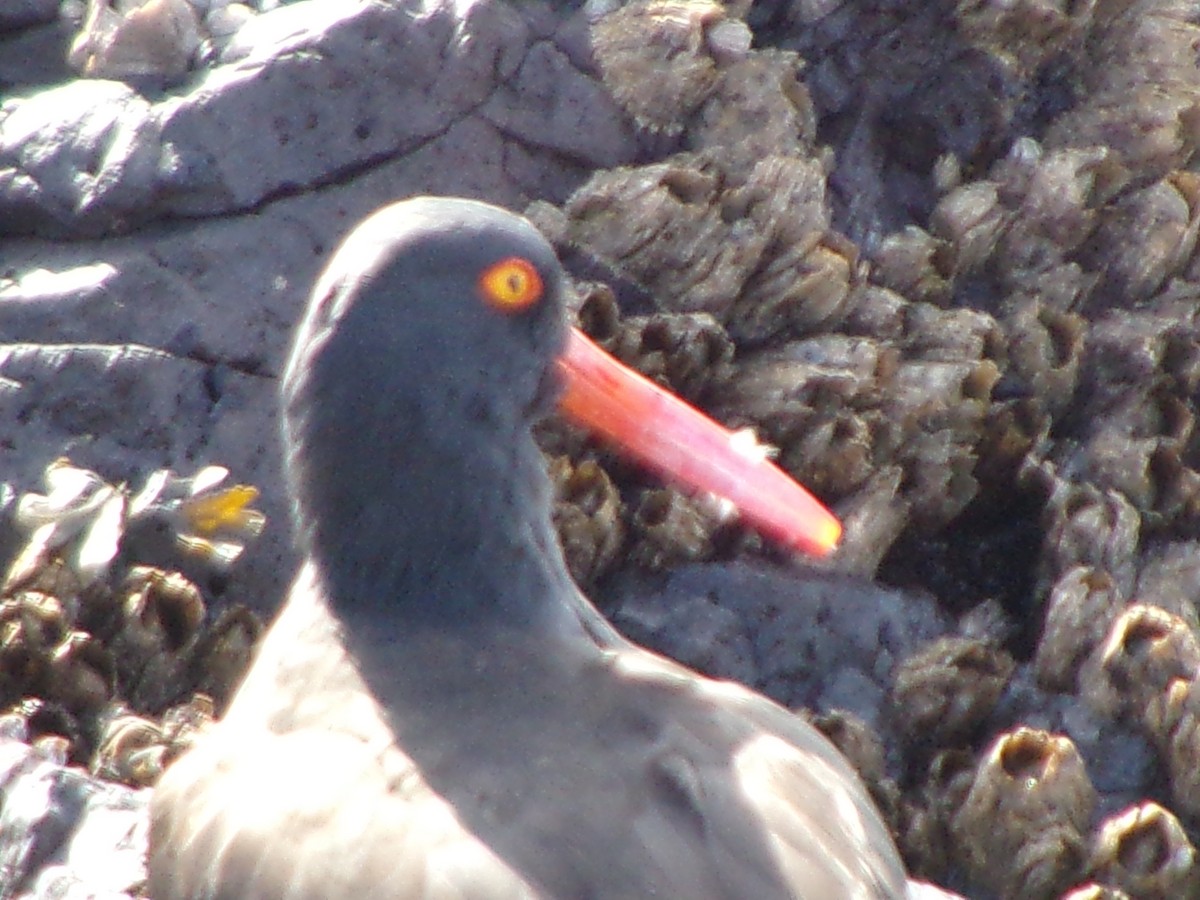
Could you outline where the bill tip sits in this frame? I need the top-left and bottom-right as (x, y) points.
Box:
(796, 511), (844, 561)
(810, 515), (842, 557)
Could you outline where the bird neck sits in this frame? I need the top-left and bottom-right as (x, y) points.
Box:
(286, 385), (580, 635)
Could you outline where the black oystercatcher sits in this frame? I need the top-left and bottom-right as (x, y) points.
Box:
(148, 197), (935, 898)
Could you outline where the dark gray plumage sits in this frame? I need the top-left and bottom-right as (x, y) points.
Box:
(147, 197), (916, 899)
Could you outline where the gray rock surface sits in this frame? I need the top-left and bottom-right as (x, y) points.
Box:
(0, 0), (58, 31)
(611, 562), (950, 734)
(1, 0), (638, 614)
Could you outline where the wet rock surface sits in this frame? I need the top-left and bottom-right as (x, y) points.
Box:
(3, 0), (1200, 897)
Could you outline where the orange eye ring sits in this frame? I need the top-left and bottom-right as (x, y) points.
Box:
(478, 257), (543, 313)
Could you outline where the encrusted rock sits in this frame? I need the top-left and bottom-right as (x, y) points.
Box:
(560, 152), (849, 343)
(591, 0), (728, 134)
(603, 311), (734, 401)
(0, 710), (149, 896)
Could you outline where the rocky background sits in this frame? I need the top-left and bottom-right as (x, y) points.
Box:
(1, 0), (1200, 897)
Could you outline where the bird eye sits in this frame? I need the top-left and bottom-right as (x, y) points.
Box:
(478, 257), (543, 313)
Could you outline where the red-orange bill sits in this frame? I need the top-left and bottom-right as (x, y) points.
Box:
(556, 328), (842, 558)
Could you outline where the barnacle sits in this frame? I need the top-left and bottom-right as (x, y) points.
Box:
(953, 728), (1095, 898)
(185, 606), (263, 709)
(628, 488), (721, 569)
(93, 693), (213, 787)
(1081, 604), (1200, 721)
(1035, 566), (1124, 692)
(1088, 802), (1199, 898)
(550, 457), (625, 588)
(591, 0), (733, 134)
(891, 637), (1014, 750)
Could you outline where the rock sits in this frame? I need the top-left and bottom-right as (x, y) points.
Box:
(609, 561), (950, 730)
(0, 0), (59, 31)
(0, 717), (149, 898)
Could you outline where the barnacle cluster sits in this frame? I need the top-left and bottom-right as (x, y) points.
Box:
(548, 0), (1200, 894)
(0, 459), (263, 770)
(0, 460), (263, 895)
